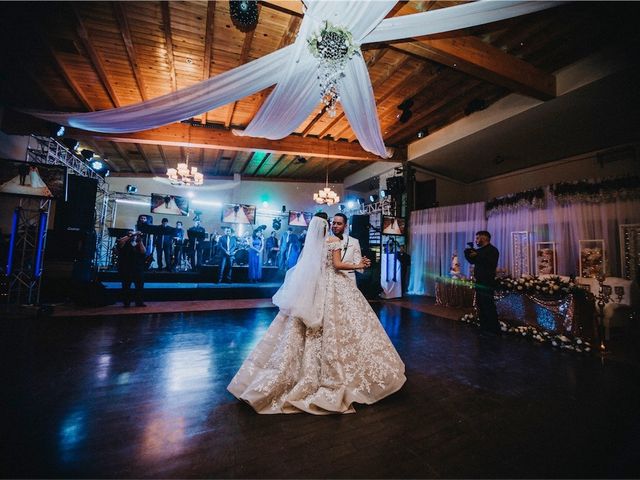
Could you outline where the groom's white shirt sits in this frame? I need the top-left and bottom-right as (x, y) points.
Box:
(338, 235), (362, 283)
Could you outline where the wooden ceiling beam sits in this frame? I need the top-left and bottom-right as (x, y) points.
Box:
(158, 145), (170, 172)
(71, 4), (122, 108)
(200, 1), (216, 125)
(111, 141), (137, 173)
(113, 1), (149, 101)
(275, 156), (302, 178)
(69, 123), (401, 161)
(211, 149), (224, 176)
(261, 1), (303, 17)
(38, 32), (94, 111)
(135, 144), (155, 174)
(240, 152), (257, 175)
(160, 1), (178, 94)
(252, 152), (272, 176)
(390, 35), (556, 100)
(264, 154), (287, 177)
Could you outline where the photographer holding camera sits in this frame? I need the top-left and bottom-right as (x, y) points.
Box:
(464, 230), (500, 334)
(116, 230), (147, 307)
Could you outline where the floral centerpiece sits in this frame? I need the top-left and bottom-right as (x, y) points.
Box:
(308, 21), (360, 117)
(496, 274), (581, 298)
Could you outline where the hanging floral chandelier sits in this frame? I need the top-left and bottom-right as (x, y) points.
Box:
(166, 147), (203, 186)
(308, 21), (360, 118)
(314, 163), (340, 206)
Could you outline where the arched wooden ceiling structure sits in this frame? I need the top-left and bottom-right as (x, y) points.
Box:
(0, 1), (637, 182)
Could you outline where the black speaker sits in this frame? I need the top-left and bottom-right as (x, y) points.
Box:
(414, 179), (437, 210)
(350, 215), (370, 251)
(55, 175), (98, 231)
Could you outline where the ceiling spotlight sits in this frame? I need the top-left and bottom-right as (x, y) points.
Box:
(369, 194), (379, 202)
(126, 184), (138, 194)
(397, 99), (414, 111)
(62, 138), (79, 151)
(417, 129), (428, 139)
(55, 125), (65, 137)
(380, 189), (390, 198)
(347, 200), (355, 209)
(295, 157), (307, 164)
(80, 149), (94, 160)
(91, 160), (104, 170)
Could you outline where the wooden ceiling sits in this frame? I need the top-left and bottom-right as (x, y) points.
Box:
(0, 1), (636, 182)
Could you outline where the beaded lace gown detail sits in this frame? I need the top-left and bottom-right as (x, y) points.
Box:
(227, 241), (406, 414)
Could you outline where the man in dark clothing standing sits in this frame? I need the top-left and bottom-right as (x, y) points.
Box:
(265, 231), (279, 266)
(218, 227), (237, 283)
(154, 218), (175, 271)
(116, 230), (147, 307)
(464, 230), (500, 334)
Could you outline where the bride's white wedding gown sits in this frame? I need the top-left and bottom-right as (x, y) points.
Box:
(227, 240), (406, 414)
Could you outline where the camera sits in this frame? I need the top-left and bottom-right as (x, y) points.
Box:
(466, 241), (474, 248)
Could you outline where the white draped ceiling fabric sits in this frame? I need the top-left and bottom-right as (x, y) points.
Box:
(27, 1), (560, 158)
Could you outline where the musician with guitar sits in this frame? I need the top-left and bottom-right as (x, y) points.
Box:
(217, 227), (237, 283)
(116, 230), (147, 307)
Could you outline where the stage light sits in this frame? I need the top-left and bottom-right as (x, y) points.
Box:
(56, 126), (65, 137)
(281, 205), (286, 213)
(347, 200), (355, 209)
(81, 149), (94, 160)
(91, 160), (104, 170)
(338, 204), (345, 212)
(380, 190), (388, 198)
(357, 197), (365, 205)
(417, 129), (427, 139)
(62, 138), (79, 151)
(369, 194), (379, 202)
(126, 185), (138, 194)
(262, 201), (269, 208)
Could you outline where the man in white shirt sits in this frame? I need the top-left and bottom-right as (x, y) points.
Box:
(331, 213), (370, 283)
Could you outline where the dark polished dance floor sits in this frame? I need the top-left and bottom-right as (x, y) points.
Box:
(2, 304), (639, 478)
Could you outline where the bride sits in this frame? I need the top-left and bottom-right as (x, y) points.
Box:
(227, 216), (406, 414)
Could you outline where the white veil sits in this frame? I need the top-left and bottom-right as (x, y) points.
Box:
(272, 216), (328, 329)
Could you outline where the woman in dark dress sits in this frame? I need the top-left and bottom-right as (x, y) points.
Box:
(248, 229), (264, 282)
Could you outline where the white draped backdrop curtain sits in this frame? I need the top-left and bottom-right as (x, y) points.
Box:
(408, 196), (640, 296)
(488, 195), (640, 277)
(26, 1), (559, 159)
(408, 202), (486, 296)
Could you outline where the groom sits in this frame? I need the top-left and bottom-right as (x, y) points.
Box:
(331, 213), (370, 283)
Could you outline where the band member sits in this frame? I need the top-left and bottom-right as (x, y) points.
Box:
(218, 227), (237, 283)
(173, 221), (185, 271)
(154, 218), (174, 271)
(248, 229), (264, 282)
(187, 220), (206, 269)
(265, 231), (279, 265)
(116, 230), (147, 307)
(279, 227), (293, 270)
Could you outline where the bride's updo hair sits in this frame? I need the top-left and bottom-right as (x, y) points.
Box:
(313, 212), (328, 221)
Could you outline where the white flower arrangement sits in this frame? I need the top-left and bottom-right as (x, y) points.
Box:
(497, 274), (580, 298)
(457, 314), (592, 354)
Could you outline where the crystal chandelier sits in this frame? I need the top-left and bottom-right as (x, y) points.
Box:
(166, 146), (203, 186)
(314, 163), (340, 206)
(308, 22), (360, 118)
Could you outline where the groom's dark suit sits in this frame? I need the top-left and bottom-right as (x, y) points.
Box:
(218, 234), (237, 283)
(465, 243), (500, 333)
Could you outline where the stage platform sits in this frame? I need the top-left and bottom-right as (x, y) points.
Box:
(100, 281), (281, 302)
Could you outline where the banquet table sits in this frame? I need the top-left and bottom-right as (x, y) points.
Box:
(495, 290), (598, 340)
(435, 279), (475, 308)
